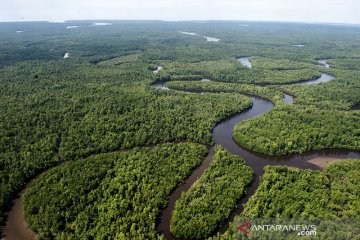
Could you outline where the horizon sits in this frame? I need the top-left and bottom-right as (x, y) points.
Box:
(1, 0), (360, 25)
(1, 19), (360, 26)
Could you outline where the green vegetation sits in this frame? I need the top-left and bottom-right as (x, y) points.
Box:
(249, 56), (315, 70)
(1, 20), (360, 238)
(329, 58), (360, 71)
(282, 69), (360, 110)
(170, 146), (253, 239)
(0, 59), (251, 225)
(166, 80), (285, 104)
(234, 105), (360, 155)
(157, 60), (322, 85)
(242, 166), (330, 218)
(211, 160), (360, 240)
(24, 143), (207, 239)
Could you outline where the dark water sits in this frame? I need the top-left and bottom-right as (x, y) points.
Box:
(2, 185), (36, 240)
(3, 72), (358, 240)
(155, 92), (360, 239)
(352, 105), (360, 110)
(154, 74), (359, 239)
(151, 81), (170, 90)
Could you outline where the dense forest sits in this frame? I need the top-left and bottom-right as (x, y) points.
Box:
(212, 160), (360, 240)
(24, 143), (207, 239)
(233, 105), (360, 155)
(0, 20), (359, 239)
(0, 59), (251, 226)
(170, 146), (253, 239)
(166, 81), (285, 104)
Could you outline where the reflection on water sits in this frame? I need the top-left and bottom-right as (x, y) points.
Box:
(151, 82), (169, 90)
(203, 36), (220, 42)
(237, 57), (252, 68)
(91, 23), (112, 26)
(283, 93), (294, 104)
(318, 59), (330, 68)
(294, 73), (335, 85)
(179, 31), (220, 42)
(152, 66), (163, 74)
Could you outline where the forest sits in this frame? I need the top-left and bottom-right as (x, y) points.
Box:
(24, 143), (207, 239)
(0, 59), (251, 226)
(233, 105), (360, 155)
(166, 81), (285, 105)
(0, 20), (359, 239)
(170, 146), (253, 239)
(211, 160), (360, 240)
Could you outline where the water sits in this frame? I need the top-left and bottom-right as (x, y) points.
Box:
(151, 82), (169, 90)
(178, 31), (198, 36)
(2, 184), (37, 240)
(179, 31), (220, 42)
(152, 66), (163, 74)
(283, 93), (294, 104)
(91, 23), (112, 26)
(203, 36), (220, 42)
(154, 74), (359, 239)
(318, 60), (330, 68)
(2, 63), (355, 240)
(293, 73), (335, 85)
(237, 57), (252, 68)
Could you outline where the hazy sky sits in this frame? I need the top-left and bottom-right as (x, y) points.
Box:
(1, 0), (360, 24)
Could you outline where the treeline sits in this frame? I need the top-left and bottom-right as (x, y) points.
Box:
(212, 160), (360, 239)
(249, 57), (315, 70)
(283, 69), (360, 110)
(24, 143), (208, 239)
(166, 80), (285, 105)
(170, 146), (253, 239)
(233, 105), (360, 155)
(329, 58), (360, 71)
(155, 60), (322, 85)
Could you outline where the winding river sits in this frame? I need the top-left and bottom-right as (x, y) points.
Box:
(3, 67), (359, 240)
(154, 73), (359, 239)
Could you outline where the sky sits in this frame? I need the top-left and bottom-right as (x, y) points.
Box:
(1, 0), (360, 24)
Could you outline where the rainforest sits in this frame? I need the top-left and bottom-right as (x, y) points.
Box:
(0, 20), (359, 240)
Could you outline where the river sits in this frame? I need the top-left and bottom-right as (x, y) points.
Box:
(154, 73), (359, 239)
(2, 64), (358, 240)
